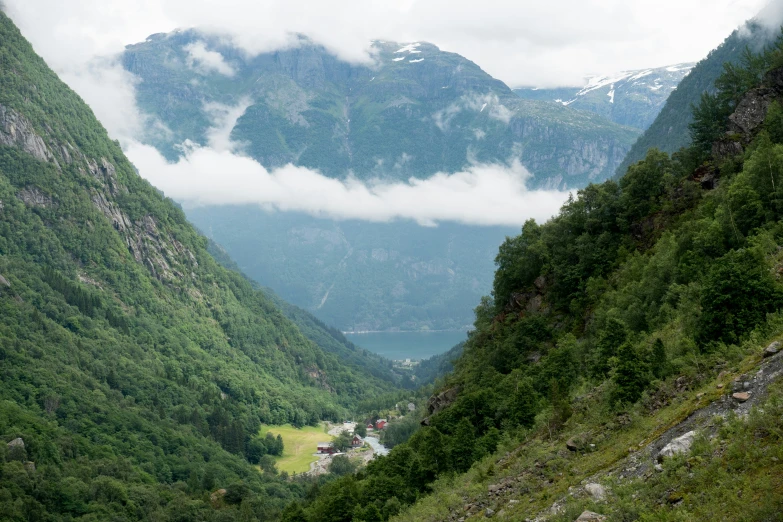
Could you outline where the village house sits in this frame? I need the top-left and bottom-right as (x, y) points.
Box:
(375, 419), (388, 430)
(317, 442), (337, 455)
(351, 435), (363, 448)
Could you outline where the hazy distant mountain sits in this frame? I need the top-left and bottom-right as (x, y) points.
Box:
(514, 63), (695, 130)
(121, 31), (641, 332)
(124, 32), (640, 189)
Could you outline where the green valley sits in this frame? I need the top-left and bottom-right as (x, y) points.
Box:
(0, 11), (403, 521)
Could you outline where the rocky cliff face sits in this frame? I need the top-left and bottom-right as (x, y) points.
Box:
(713, 67), (783, 162)
(0, 100), (198, 284)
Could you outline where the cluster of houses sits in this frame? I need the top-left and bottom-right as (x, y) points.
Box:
(316, 434), (364, 455)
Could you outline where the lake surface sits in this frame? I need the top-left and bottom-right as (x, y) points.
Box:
(345, 330), (467, 360)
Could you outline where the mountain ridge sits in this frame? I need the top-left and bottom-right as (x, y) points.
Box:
(514, 62), (696, 130)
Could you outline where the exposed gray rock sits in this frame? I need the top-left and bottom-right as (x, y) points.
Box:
(712, 138), (744, 161)
(0, 274), (9, 287)
(485, 508), (495, 517)
(657, 430), (696, 461)
(764, 341), (781, 358)
(575, 511), (607, 522)
(566, 434), (588, 452)
(425, 386), (460, 417)
(17, 187), (53, 208)
(727, 88), (777, 137)
(584, 483), (607, 501)
(7, 437), (24, 449)
(24, 461), (35, 473)
(0, 104), (56, 164)
(733, 392), (750, 403)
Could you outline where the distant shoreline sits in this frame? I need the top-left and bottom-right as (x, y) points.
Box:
(342, 329), (471, 335)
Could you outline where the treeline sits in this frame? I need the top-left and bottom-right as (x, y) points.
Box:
(281, 32), (783, 521)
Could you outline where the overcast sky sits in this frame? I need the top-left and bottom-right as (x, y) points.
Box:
(4, 0), (773, 88)
(2, 0), (779, 227)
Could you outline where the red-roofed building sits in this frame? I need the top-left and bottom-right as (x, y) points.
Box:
(317, 442), (336, 454)
(375, 419), (388, 430)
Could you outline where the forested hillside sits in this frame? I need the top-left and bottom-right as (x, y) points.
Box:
(281, 31), (783, 522)
(0, 12), (401, 520)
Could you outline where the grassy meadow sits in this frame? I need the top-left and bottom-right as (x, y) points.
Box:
(260, 424), (331, 473)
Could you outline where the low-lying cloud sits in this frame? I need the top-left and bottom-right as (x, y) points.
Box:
(184, 41), (236, 76)
(127, 140), (568, 227)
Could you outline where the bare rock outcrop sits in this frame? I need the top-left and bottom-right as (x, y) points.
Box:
(0, 104), (57, 164)
(421, 386), (460, 425)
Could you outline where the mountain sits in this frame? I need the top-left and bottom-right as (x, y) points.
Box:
(616, 19), (779, 176)
(0, 11), (401, 520)
(124, 32), (640, 188)
(513, 62), (695, 130)
(121, 31), (640, 333)
(286, 28), (783, 522)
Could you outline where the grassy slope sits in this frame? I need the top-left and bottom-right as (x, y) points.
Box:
(394, 336), (783, 521)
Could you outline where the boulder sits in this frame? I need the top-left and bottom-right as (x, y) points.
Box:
(7, 437), (24, 449)
(485, 508), (495, 517)
(24, 461), (35, 473)
(764, 341), (781, 358)
(657, 431), (696, 461)
(0, 274), (9, 287)
(575, 511), (607, 521)
(584, 483), (607, 501)
(732, 392), (750, 403)
(727, 88), (777, 137)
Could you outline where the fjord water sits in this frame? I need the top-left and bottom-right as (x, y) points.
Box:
(345, 330), (467, 360)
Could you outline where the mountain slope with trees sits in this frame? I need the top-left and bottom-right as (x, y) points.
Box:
(0, 11), (403, 521)
(280, 28), (783, 522)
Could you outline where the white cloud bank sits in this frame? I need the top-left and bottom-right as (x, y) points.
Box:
(130, 140), (567, 227)
(3, 0), (774, 88)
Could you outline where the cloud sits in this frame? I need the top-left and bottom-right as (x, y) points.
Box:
(3, 0), (772, 88)
(184, 40), (236, 76)
(127, 140), (568, 227)
(434, 93), (514, 131)
(202, 97), (252, 151)
(742, 0), (783, 40)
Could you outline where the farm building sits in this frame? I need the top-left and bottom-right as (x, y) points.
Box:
(317, 442), (337, 454)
